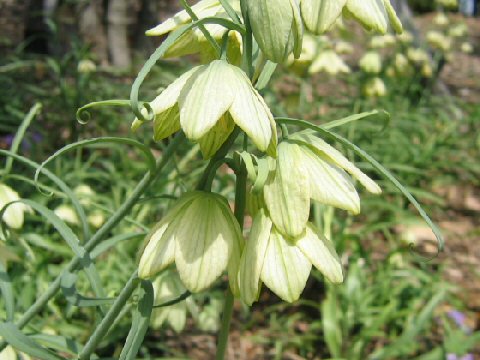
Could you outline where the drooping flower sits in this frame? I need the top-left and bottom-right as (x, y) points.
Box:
(54, 204), (79, 225)
(309, 49), (350, 75)
(246, 0), (303, 63)
(300, 0), (347, 35)
(263, 133), (381, 238)
(434, 12), (449, 26)
(343, 0), (403, 35)
(133, 60), (277, 158)
(0, 184), (30, 229)
(359, 51), (382, 74)
(146, 0), (243, 64)
(461, 42), (473, 54)
(138, 191), (243, 294)
(238, 209), (342, 304)
(369, 34), (396, 49)
(426, 31), (452, 52)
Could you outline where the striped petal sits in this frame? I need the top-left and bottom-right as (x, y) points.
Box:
(238, 209), (272, 305)
(264, 143), (311, 238)
(261, 227), (312, 302)
(345, 0), (402, 34)
(296, 224), (343, 283)
(301, 0), (346, 35)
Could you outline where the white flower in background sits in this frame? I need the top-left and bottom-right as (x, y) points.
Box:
(287, 33), (318, 74)
(426, 31), (452, 52)
(335, 41), (354, 54)
(238, 209), (342, 304)
(407, 48), (430, 64)
(394, 53), (409, 73)
(263, 135), (381, 238)
(344, 0), (403, 34)
(138, 191), (243, 294)
(247, 0), (303, 62)
(397, 30), (413, 44)
(436, 0), (458, 9)
(433, 12), (449, 26)
(369, 34), (396, 48)
(77, 59), (96, 73)
(309, 50), (351, 75)
(461, 42), (473, 54)
(448, 23), (468, 38)
(74, 184), (95, 206)
(87, 211), (105, 228)
(151, 270), (189, 333)
(359, 51), (382, 74)
(54, 204), (79, 225)
(132, 60), (277, 158)
(421, 63), (433, 78)
(0, 184), (30, 229)
(363, 77), (387, 97)
(0, 345), (32, 360)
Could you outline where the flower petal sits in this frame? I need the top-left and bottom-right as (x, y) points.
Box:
(197, 113), (235, 159)
(174, 193), (239, 292)
(238, 209), (272, 305)
(301, 0), (347, 35)
(264, 143), (311, 237)
(229, 69), (274, 153)
(298, 145), (361, 214)
(296, 224), (343, 283)
(261, 227), (312, 302)
(138, 194), (195, 278)
(293, 132), (381, 194)
(345, 0), (401, 34)
(179, 60), (235, 139)
(146, 0), (222, 36)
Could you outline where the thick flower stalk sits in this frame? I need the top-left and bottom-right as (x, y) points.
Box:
(246, 0), (303, 63)
(238, 209), (342, 304)
(138, 191), (243, 294)
(133, 60), (277, 158)
(263, 132), (381, 238)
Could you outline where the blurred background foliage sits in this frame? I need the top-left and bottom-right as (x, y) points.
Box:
(0, 0), (479, 359)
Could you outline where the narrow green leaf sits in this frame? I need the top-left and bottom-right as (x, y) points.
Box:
(320, 110), (390, 131)
(34, 137), (156, 177)
(119, 280), (154, 360)
(60, 272), (114, 307)
(0, 323), (63, 360)
(255, 61), (278, 90)
(3, 103), (41, 176)
(0, 261), (14, 321)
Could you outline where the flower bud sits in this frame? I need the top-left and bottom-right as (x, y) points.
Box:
(247, 0), (303, 63)
(138, 191), (243, 294)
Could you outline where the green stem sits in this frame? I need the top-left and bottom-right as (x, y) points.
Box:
(215, 155), (247, 360)
(78, 272), (139, 360)
(0, 134), (185, 352)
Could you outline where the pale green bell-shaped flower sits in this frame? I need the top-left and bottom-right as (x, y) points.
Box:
(133, 60), (277, 158)
(263, 134), (381, 238)
(0, 184), (30, 229)
(0, 345), (32, 360)
(335, 41), (354, 54)
(363, 77), (387, 97)
(344, 0), (402, 35)
(407, 48), (429, 64)
(449, 23), (468, 38)
(146, 0), (242, 64)
(151, 270), (189, 333)
(359, 51), (382, 74)
(238, 209), (342, 304)
(309, 50), (351, 75)
(138, 191), (243, 294)
(433, 12), (449, 26)
(246, 0), (303, 63)
(461, 42), (473, 54)
(300, 0), (347, 35)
